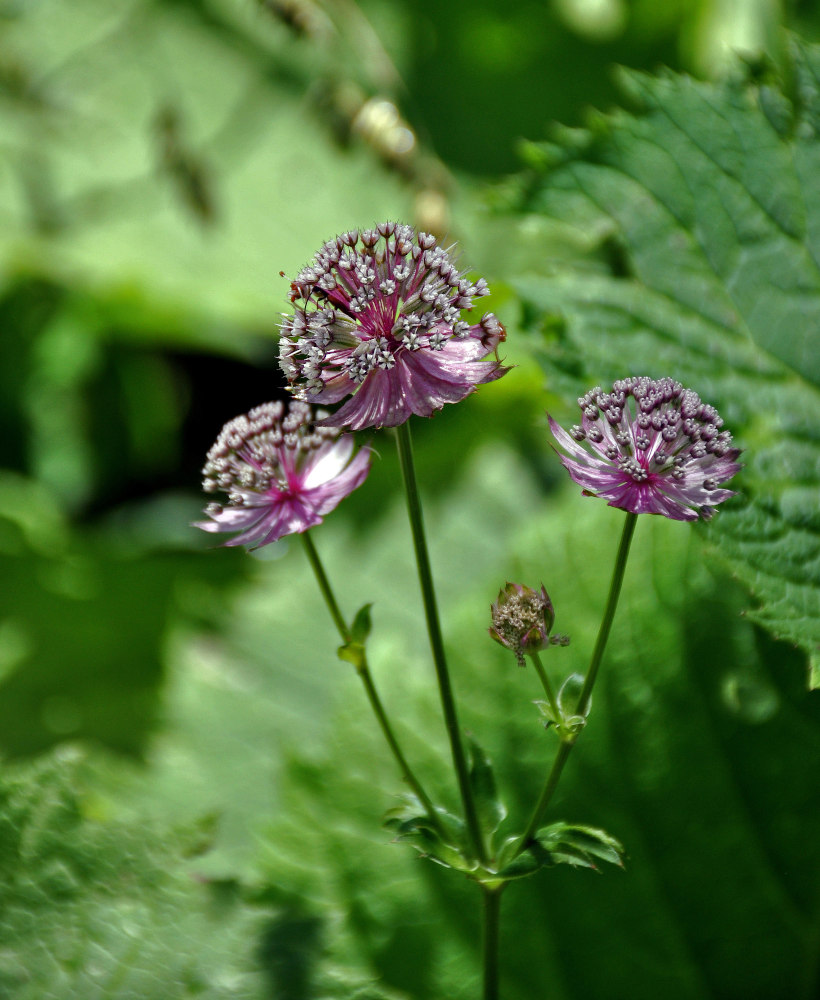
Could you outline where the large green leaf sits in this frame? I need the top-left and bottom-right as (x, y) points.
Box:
(6, 436), (817, 998)
(106, 441), (818, 1000)
(0, 748), (270, 999)
(255, 494), (820, 999)
(508, 39), (820, 686)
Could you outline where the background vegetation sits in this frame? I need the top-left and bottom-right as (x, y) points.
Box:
(1, 1), (819, 997)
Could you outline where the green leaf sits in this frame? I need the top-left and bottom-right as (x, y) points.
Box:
(492, 834), (554, 881)
(337, 641), (366, 670)
(337, 602), (374, 669)
(535, 673), (589, 736)
(510, 39), (820, 686)
(0, 748), (269, 998)
(0, 0), (415, 333)
(467, 735), (507, 841)
(383, 795), (474, 873)
(533, 699), (558, 726)
(494, 823), (624, 880)
(155, 455), (820, 1000)
(0, 473), (247, 757)
(350, 603), (374, 644)
(536, 822), (625, 870)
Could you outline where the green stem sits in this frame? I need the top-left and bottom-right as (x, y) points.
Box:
(300, 531), (445, 836)
(301, 531), (350, 641)
(516, 741), (574, 853)
(395, 421), (487, 865)
(355, 652), (444, 830)
(575, 511), (638, 719)
(529, 649), (561, 725)
(514, 511), (638, 854)
(481, 884), (504, 1000)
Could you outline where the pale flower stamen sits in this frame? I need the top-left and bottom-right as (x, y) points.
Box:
(548, 376), (742, 522)
(278, 223), (509, 430)
(195, 400), (371, 548)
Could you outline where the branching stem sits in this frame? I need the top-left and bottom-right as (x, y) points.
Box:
(514, 511), (638, 855)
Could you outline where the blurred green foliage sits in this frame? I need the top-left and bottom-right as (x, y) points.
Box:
(1, 0), (820, 997)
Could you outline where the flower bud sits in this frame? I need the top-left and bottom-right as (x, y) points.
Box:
(489, 583), (555, 667)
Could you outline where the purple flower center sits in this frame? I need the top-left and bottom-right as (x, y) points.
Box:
(196, 399), (371, 547)
(550, 376), (742, 521)
(202, 400), (341, 509)
(279, 222), (502, 397)
(570, 377), (736, 474)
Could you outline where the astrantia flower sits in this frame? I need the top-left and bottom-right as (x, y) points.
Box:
(548, 376), (742, 522)
(196, 400), (370, 547)
(490, 582), (566, 667)
(278, 222), (508, 430)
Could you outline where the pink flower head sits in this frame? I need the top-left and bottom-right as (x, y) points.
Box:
(490, 582), (560, 667)
(278, 222), (508, 430)
(196, 400), (370, 548)
(549, 377), (742, 522)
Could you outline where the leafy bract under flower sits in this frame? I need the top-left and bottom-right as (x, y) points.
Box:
(278, 222), (508, 430)
(549, 377), (742, 522)
(195, 400), (370, 548)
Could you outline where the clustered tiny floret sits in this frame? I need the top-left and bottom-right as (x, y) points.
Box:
(549, 376), (742, 521)
(196, 400), (370, 548)
(490, 582), (566, 667)
(278, 222), (508, 430)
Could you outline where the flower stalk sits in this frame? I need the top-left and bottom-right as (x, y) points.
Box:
(575, 510), (637, 718)
(396, 421), (488, 865)
(481, 884), (504, 1000)
(301, 529), (349, 641)
(513, 510), (638, 856)
(300, 531), (445, 838)
(529, 650), (562, 731)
